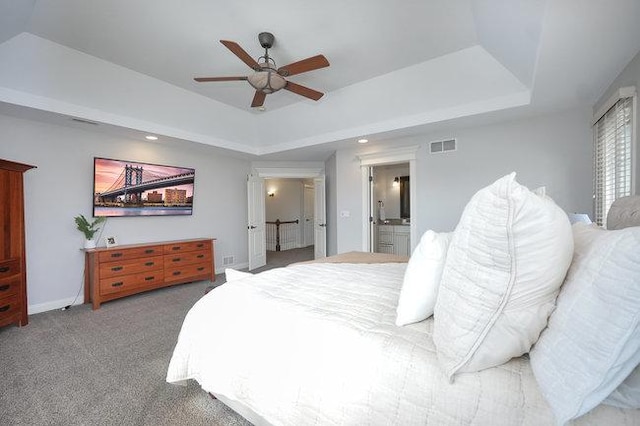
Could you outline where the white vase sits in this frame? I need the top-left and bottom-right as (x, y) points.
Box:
(84, 239), (96, 249)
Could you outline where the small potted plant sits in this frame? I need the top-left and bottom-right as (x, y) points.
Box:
(74, 214), (106, 249)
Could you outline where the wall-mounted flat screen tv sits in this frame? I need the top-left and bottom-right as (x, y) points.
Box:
(93, 157), (195, 217)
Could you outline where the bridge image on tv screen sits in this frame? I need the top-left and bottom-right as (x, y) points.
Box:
(93, 157), (195, 217)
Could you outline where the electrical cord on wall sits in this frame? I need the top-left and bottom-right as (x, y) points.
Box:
(63, 218), (108, 311)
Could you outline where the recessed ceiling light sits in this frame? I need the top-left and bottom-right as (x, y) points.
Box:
(357, 138), (369, 144)
(145, 135), (158, 140)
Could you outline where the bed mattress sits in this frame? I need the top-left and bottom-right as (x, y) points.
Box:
(166, 262), (638, 425)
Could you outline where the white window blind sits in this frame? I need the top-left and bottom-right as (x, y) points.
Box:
(593, 96), (633, 226)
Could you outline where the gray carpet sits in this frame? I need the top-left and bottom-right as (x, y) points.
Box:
(1, 247), (314, 426)
(0, 276), (251, 426)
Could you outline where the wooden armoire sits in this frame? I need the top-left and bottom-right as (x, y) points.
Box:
(0, 159), (36, 328)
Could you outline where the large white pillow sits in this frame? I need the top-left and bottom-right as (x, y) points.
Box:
(433, 173), (573, 380)
(395, 230), (452, 326)
(530, 223), (640, 424)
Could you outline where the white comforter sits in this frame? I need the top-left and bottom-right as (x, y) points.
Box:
(166, 263), (637, 425)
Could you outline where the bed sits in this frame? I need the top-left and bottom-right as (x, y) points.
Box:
(167, 184), (640, 425)
(166, 263), (637, 425)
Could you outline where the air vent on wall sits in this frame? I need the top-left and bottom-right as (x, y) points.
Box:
(223, 256), (235, 266)
(70, 117), (99, 126)
(430, 138), (457, 154)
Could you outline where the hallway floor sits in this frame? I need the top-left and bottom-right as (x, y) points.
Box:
(251, 245), (315, 273)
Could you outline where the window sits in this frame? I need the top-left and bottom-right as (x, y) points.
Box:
(593, 96), (634, 226)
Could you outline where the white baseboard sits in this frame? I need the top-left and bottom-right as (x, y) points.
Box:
(29, 263), (250, 314)
(29, 296), (83, 315)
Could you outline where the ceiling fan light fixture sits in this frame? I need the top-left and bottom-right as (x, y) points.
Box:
(248, 68), (286, 94)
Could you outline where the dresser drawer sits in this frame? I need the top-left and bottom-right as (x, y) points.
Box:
(98, 245), (164, 263)
(0, 278), (20, 298)
(164, 241), (210, 254)
(0, 294), (20, 324)
(99, 271), (164, 296)
(165, 263), (212, 283)
(164, 251), (212, 267)
(0, 258), (20, 280)
(99, 256), (163, 279)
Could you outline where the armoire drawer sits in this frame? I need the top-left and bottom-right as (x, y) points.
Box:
(0, 258), (20, 280)
(0, 278), (21, 299)
(0, 294), (21, 325)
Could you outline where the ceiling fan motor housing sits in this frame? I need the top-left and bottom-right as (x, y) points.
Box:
(258, 32), (275, 49)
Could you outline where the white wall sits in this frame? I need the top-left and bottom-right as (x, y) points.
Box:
(264, 179), (303, 222)
(593, 49), (640, 193)
(331, 108), (593, 253)
(0, 113), (250, 314)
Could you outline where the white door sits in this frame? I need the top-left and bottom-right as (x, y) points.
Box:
(303, 185), (314, 247)
(247, 174), (266, 270)
(313, 176), (327, 259)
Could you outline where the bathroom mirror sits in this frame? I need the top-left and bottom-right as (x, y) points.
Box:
(400, 176), (410, 218)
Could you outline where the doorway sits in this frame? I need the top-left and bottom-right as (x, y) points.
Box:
(247, 168), (326, 271)
(358, 146), (418, 255)
(263, 178), (314, 268)
(370, 163), (411, 256)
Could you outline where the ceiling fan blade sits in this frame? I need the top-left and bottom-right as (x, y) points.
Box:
(194, 76), (248, 82)
(284, 81), (324, 101)
(278, 55), (329, 77)
(220, 40), (260, 70)
(251, 90), (267, 108)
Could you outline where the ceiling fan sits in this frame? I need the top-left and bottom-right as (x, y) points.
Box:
(194, 32), (330, 108)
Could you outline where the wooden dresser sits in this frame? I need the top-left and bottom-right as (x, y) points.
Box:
(0, 159), (36, 328)
(85, 238), (215, 309)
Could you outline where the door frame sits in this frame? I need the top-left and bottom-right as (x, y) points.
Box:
(249, 166), (326, 263)
(357, 146), (419, 253)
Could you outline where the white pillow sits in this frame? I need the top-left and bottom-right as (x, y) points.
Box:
(433, 173), (573, 380)
(225, 268), (252, 282)
(530, 223), (640, 423)
(395, 230), (452, 326)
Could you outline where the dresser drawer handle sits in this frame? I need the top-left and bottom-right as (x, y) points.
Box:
(172, 258), (181, 262)
(111, 282), (124, 287)
(144, 249), (155, 254)
(0, 304), (10, 312)
(144, 276), (155, 281)
(145, 262), (154, 266)
(0, 266), (9, 273)
(111, 266), (123, 272)
(0, 284), (9, 292)
(197, 267), (204, 271)
(172, 247), (181, 251)
(111, 253), (123, 258)
(197, 243), (204, 248)
(172, 271), (181, 276)
(197, 254), (204, 259)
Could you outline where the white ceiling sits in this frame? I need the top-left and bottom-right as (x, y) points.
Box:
(0, 0), (639, 159)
